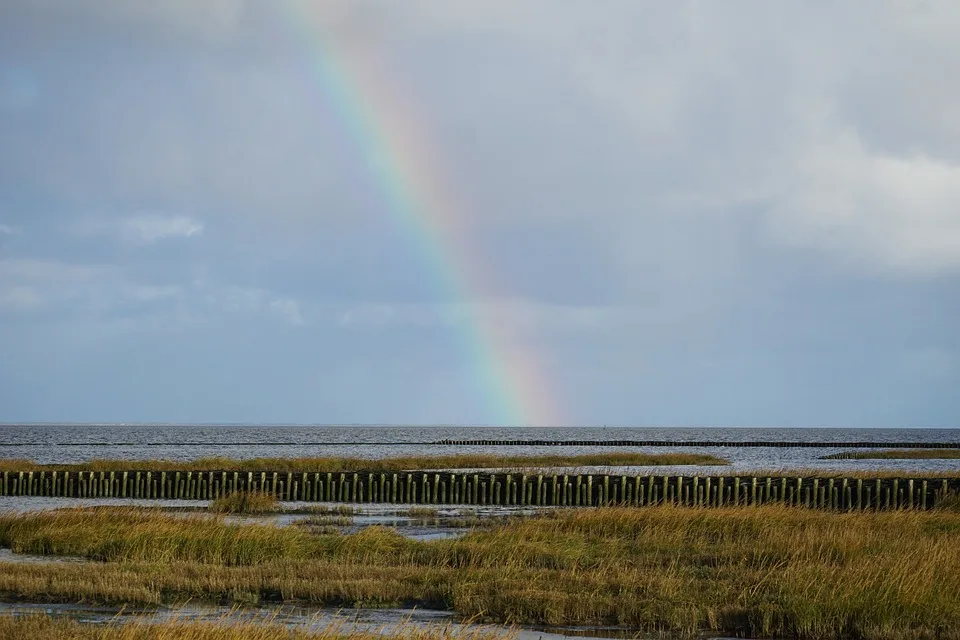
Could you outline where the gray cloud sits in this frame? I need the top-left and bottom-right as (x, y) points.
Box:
(4, 0), (959, 275)
(0, 0), (958, 424)
(121, 214), (204, 244)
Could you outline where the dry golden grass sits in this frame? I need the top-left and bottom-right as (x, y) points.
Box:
(2, 506), (960, 638)
(0, 452), (727, 474)
(0, 509), (317, 564)
(0, 613), (508, 640)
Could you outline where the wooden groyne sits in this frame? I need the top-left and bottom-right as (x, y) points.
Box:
(1, 470), (957, 510)
(9, 440), (960, 448)
(434, 439), (960, 448)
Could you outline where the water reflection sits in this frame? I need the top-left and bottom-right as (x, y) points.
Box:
(0, 601), (721, 640)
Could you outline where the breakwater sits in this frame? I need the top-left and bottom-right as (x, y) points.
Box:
(434, 439), (960, 448)
(1, 469), (957, 510)
(7, 439), (960, 448)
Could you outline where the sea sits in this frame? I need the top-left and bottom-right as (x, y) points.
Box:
(2, 425), (959, 475)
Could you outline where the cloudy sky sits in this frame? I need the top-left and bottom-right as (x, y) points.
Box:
(1, 1), (958, 426)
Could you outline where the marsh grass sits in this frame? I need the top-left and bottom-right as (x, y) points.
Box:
(933, 490), (960, 511)
(209, 491), (280, 515)
(823, 449), (960, 460)
(407, 507), (439, 518)
(2, 506), (960, 638)
(0, 508), (318, 564)
(0, 452), (727, 474)
(0, 613), (509, 640)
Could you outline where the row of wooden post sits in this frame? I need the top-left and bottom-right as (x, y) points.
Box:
(2, 470), (958, 510)
(436, 439), (960, 448)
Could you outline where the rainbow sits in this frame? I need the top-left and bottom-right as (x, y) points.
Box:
(278, 5), (561, 426)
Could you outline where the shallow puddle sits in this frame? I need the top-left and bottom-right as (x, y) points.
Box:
(0, 497), (541, 542)
(0, 601), (735, 640)
(0, 548), (87, 565)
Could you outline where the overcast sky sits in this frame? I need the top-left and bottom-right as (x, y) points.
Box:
(1, 1), (958, 427)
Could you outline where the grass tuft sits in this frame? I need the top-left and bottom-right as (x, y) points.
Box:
(301, 515), (355, 527)
(209, 491), (280, 515)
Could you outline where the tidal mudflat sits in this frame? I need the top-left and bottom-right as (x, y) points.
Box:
(1, 503), (960, 638)
(0, 602), (660, 640)
(1, 446), (959, 639)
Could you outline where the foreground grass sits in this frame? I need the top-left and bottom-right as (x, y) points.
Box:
(2, 506), (960, 638)
(823, 449), (960, 460)
(0, 452), (727, 474)
(0, 614), (505, 640)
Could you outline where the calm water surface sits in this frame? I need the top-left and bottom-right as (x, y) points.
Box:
(1, 425), (959, 474)
(0, 601), (741, 640)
